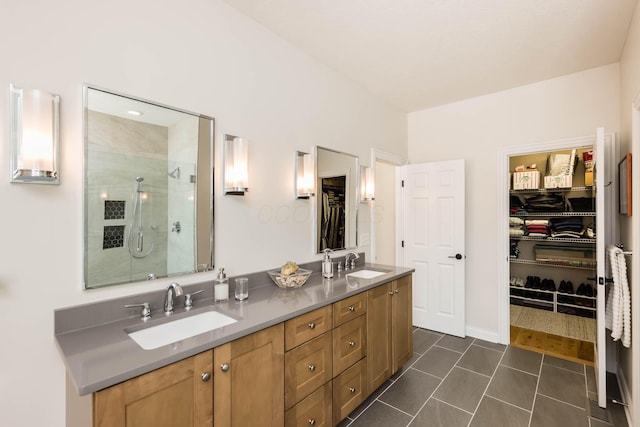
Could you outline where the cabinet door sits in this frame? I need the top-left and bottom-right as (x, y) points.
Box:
(285, 382), (332, 427)
(93, 350), (213, 427)
(285, 332), (333, 409)
(366, 283), (392, 392)
(333, 293), (366, 327)
(332, 358), (366, 425)
(213, 324), (284, 427)
(392, 275), (413, 372)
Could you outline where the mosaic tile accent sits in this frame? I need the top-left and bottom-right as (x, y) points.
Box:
(104, 200), (126, 220)
(103, 225), (125, 249)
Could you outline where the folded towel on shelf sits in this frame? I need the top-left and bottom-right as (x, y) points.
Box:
(605, 245), (631, 347)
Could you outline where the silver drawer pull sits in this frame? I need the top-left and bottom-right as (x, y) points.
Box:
(388, 291), (394, 295)
(308, 322), (316, 329)
(220, 363), (230, 372)
(394, 289), (399, 294)
(348, 306), (355, 312)
(308, 364), (316, 372)
(348, 341), (355, 347)
(349, 387), (356, 393)
(201, 372), (211, 382)
(308, 419), (316, 426)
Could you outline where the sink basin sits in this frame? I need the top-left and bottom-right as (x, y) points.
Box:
(127, 310), (238, 350)
(346, 269), (388, 279)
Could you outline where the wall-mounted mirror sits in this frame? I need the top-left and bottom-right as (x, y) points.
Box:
(83, 85), (214, 289)
(316, 146), (358, 253)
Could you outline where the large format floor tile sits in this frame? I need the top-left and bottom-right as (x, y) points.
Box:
(412, 329), (442, 353)
(537, 364), (586, 409)
(436, 334), (474, 353)
(410, 398), (472, 427)
(485, 365), (538, 411)
(349, 401), (412, 427)
(378, 368), (441, 415)
(432, 367), (490, 413)
(412, 345), (461, 378)
(469, 396), (530, 427)
(500, 345), (543, 375)
(456, 344), (503, 376)
(530, 394), (589, 427)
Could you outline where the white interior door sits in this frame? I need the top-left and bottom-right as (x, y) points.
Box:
(595, 127), (617, 408)
(399, 159), (466, 336)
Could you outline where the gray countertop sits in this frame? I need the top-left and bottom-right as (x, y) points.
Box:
(55, 262), (414, 395)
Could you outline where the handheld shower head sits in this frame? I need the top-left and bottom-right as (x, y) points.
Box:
(136, 177), (144, 182)
(135, 176), (144, 192)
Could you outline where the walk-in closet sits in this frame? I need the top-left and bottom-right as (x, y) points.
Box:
(508, 146), (597, 365)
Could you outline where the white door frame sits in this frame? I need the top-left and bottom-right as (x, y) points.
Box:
(369, 148), (405, 264)
(496, 135), (612, 344)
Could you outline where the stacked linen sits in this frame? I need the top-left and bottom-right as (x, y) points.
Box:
(549, 217), (584, 238)
(525, 219), (549, 237)
(509, 217), (525, 238)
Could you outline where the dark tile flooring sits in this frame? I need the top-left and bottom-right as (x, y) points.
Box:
(337, 328), (629, 427)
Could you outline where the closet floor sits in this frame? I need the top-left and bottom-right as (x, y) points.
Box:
(510, 305), (596, 366)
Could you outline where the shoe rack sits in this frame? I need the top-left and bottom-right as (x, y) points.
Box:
(509, 147), (597, 320)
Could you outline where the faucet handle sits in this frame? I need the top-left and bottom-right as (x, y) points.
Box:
(125, 302), (152, 321)
(184, 290), (204, 310)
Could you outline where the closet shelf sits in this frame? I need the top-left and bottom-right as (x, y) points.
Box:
(510, 211), (595, 217)
(510, 258), (595, 270)
(510, 236), (596, 244)
(510, 186), (593, 194)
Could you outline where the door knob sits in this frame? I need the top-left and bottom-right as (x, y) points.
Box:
(448, 254), (463, 260)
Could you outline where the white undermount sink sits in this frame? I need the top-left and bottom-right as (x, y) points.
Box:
(127, 310), (238, 350)
(346, 269), (388, 279)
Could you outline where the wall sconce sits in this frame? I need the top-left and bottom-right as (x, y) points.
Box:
(9, 83), (60, 184)
(295, 151), (315, 199)
(360, 166), (375, 201)
(224, 134), (249, 195)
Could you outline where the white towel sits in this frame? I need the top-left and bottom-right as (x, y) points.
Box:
(605, 245), (631, 347)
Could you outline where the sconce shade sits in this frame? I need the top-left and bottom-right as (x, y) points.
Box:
(296, 151), (315, 199)
(360, 166), (374, 201)
(224, 134), (248, 195)
(10, 83), (60, 184)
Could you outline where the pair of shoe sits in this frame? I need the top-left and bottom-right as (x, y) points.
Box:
(525, 276), (543, 289)
(576, 283), (595, 297)
(510, 276), (525, 287)
(558, 280), (574, 294)
(540, 279), (556, 291)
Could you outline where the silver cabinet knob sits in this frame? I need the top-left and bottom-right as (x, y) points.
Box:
(308, 364), (316, 372)
(348, 306), (355, 312)
(308, 419), (316, 426)
(201, 372), (211, 382)
(308, 322), (315, 329)
(349, 387), (356, 393)
(220, 363), (230, 372)
(388, 291), (394, 295)
(348, 341), (355, 347)
(394, 289), (399, 294)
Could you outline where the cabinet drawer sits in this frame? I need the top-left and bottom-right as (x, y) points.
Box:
(285, 382), (332, 427)
(332, 358), (367, 425)
(333, 293), (366, 327)
(332, 315), (366, 377)
(285, 333), (333, 409)
(285, 305), (332, 351)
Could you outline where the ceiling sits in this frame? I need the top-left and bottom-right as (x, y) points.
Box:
(221, 0), (638, 112)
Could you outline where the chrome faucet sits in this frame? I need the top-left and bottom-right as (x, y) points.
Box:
(163, 282), (184, 314)
(344, 251), (360, 270)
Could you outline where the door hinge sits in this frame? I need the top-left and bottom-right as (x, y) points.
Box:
(401, 180), (404, 188)
(401, 240), (404, 248)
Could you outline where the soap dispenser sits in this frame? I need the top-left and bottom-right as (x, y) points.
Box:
(214, 268), (229, 302)
(322, 249), (334, 279)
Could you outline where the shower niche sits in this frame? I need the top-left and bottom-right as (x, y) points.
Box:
(83, 85), (214, 289)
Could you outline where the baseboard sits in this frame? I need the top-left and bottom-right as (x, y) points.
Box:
(616, 365), (633, 426)
(466, 326), (499, 344)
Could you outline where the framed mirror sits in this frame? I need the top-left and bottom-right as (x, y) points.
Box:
(316, 146), (358, 253)
(83, 85), (214, 289)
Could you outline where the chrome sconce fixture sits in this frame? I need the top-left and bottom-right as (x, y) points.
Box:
(360, 166), (375, 201)
(223, 134), (249, 195)
(9, 83), (60, 184)
(295, 151), (315, 199)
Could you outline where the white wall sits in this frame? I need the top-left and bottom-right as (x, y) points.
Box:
(408, 64), (620, 338)
(0, 1), (406, 426)
(619, 0), (640, 418)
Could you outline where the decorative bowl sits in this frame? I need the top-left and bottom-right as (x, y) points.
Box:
(268, 268), (312, 289)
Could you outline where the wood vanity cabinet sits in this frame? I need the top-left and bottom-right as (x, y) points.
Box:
(93, 350), (213, 427)
(213, 323), (284, 427)
(366, 275), (413, 392)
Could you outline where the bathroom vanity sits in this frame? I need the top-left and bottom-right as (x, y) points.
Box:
(56, 263), (413, 426)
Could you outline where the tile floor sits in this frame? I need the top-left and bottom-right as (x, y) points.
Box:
(337, 328), (628, 427)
